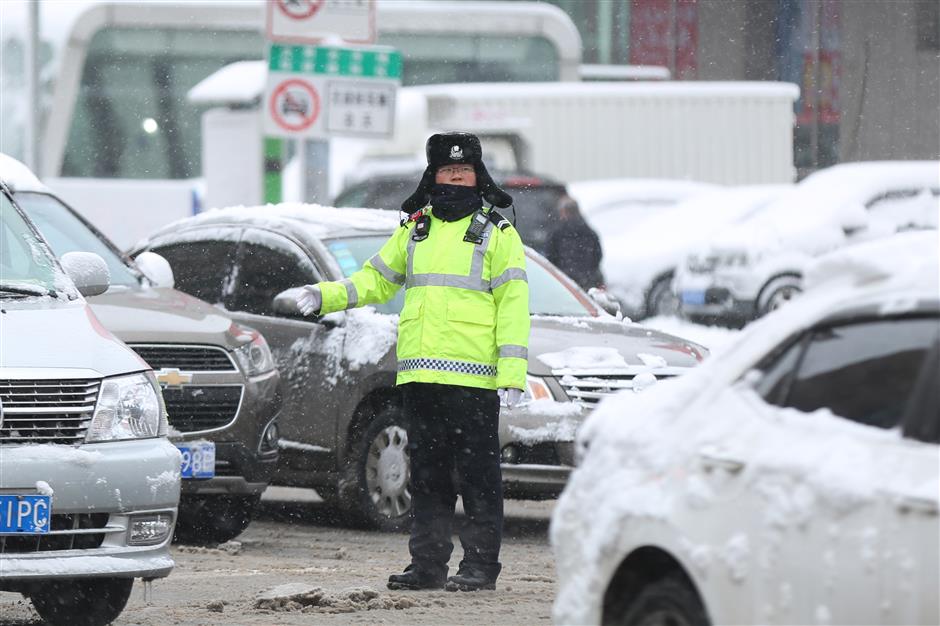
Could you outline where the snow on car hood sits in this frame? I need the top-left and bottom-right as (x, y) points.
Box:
(528, 315), (705, 377)
(0, 298), (147, 376)
(88, 286), (242, 349)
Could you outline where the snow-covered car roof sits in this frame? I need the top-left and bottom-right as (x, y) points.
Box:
(0, 153), (52, 193)
(708, 160), (940, 256)
(568, 178), (721, 215)
(142, 203), (401, 247)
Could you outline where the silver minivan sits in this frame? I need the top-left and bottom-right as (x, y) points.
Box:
(0, 184), (179, 624)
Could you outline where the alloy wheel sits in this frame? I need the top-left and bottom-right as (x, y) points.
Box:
(364, 425), (412, 520)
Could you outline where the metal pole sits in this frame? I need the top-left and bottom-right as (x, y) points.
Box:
(303, 139), (330, 205)
(25, 0), (40, 175)
(811, 0), (823, 170)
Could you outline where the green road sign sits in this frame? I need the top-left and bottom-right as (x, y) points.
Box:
(269, 43), (402, 79)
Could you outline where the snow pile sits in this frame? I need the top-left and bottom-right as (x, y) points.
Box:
(1, 445), (102, 467)
(538, 347), (628, 370)
(804, 230), (939, 292)
(509, 399), (582, 445)
(707, 161), (939, 260)
(34, 481), (54, 496)
(150, 204), (399, 246)
(147, 470), (180, 497)
(278, 440), (330, 453)
(569, 178), (719, 216)
(278, 308), (398, 390)
(255, 584), (423, 613)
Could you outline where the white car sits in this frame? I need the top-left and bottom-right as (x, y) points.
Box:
(552, 231), (939, 626)
(677, 161), (939, 325)
(588, 184), (788, 319)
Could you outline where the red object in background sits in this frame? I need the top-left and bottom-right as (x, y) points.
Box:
(629, 0), (698, 79)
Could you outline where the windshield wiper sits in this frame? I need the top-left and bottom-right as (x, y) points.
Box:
(0, 283), (56, 298)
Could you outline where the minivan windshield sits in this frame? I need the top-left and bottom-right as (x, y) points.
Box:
(324, 236), (596, 317)
(14, 192), (141, 288)
(0, 193), (60, 296)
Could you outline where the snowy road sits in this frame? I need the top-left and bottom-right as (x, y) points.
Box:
(0, 489), (556, 625)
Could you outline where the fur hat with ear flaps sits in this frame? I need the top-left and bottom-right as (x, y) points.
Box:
(401, 132), (513, 213)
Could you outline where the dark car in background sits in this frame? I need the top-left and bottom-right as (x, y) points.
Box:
(1, 154), (281, 544)
(131, 204), (705, 531)
(334, 170), (591, 256)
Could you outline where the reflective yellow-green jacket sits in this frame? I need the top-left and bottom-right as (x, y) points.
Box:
(318, 208), (530, 391)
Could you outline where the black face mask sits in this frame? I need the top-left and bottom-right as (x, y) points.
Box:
(429, 184), (482, 222)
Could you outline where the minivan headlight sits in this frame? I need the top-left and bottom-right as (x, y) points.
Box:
(523, 375), (554, 402)
(231, 325), (276, 377)
(87, 372), (166, 442)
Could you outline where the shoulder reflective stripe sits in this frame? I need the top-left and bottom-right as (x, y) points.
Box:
(398, 358), (497, 378)
(339, 278), (358, 308)
(408, 274), (490, 292)
(490, 268), (528, 290)
(369, 254), (405, 285)
(498, 345), (528, 359)
(469, 220), (495, 280)
(406, 233), (418, 282)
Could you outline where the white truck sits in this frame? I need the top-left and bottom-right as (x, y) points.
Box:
(406, 82), (799, 186)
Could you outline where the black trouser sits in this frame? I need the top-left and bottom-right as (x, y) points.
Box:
(402, 382), (503, 581)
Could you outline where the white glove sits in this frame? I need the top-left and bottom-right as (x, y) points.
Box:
(498, 387), (523, 409)
(295, 285), (322, 316)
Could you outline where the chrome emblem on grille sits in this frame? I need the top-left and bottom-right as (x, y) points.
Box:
(155, 368), (192, 388)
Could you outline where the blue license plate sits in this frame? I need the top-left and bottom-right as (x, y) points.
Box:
(0, 494), (51, 534)
(177, 442), (216, 479)
(681, 290), (706, 306)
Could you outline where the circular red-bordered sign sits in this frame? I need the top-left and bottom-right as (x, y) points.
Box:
(276, 0), (322, 20)
(269, 79), (321, 132)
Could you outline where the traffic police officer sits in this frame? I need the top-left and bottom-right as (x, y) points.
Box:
(295, 132), (530, 592)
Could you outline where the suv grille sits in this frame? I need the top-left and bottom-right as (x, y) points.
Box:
(0, 513), (112, 554)
(0, 379), (100, 444)
(556, 368), (684, 406)
(162, 385), (242, 432)
(129, 345), (237, 372)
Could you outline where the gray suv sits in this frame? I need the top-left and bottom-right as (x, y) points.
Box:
(1, 154), (281, 544)
(0, 183), (178, 625)
(133, 205), (706, 531)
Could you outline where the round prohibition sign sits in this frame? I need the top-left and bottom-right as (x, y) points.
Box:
(276, 0), (323, 20)
(269, 79), (321, 132)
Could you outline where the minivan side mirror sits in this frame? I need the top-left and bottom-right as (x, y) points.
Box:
(135, 251), (175, 288)
(61, 251), (110, 297)
(588, 287), (623, 319)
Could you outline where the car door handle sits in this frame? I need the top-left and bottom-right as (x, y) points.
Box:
(896, 495), (939, 516)
(698, 447), (745, 473)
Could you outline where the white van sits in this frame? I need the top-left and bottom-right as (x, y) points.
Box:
(0, 183), (179, 625)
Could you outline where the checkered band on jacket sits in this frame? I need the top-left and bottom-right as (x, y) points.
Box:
(398, 358), (497, 378)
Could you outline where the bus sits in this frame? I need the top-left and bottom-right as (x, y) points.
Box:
(0, 1), (581, 244)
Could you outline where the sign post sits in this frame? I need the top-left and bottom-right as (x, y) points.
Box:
(263, 0), (395, 204)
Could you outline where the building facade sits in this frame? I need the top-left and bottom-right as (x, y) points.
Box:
(545, 0), (940, 175)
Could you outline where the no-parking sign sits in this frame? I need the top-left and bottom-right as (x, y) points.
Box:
(266, 0), (375, 45)
(263, 42), (401, 139)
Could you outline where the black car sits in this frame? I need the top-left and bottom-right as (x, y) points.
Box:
(334, 170), (583, 256)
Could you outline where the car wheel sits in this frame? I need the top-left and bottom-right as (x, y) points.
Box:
(646, 275), (679, 318)
(756, 274), (802, 317)
(30, 578), (134, 626)
(610, 576), (709, 626)
(338, 404), (412, 531)
(173, 494), (260, 545)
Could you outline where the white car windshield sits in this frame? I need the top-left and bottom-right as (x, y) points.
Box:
(325, 236), (597, 317)
(0, 192), (60, 297)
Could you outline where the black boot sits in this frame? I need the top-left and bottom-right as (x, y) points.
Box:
(387, 564), (447, 591)
(445, 565), (497, 592)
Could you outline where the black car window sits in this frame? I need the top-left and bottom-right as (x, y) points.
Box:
(753, 335), (808, 405)
(150, 238), (240, 306)
(781, 318), (939, 430)
(231, 234), (319, 317)
(503, 183), (566, 253)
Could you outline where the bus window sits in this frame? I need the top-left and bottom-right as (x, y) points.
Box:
(62, 27), (262, 179)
